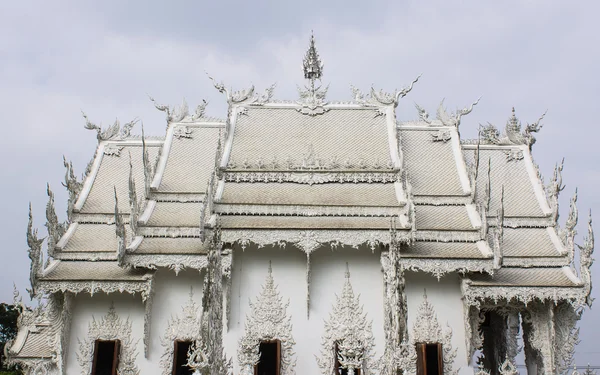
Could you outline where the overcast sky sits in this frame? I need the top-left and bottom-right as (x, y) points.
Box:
(1, 0), (599, 366)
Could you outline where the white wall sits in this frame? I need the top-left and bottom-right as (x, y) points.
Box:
(63, 255), (472, 375)
(66, 269), (206, 375)
(224, 243), (386, 375)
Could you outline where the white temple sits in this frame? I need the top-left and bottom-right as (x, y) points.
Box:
(4, 34), (594, 375)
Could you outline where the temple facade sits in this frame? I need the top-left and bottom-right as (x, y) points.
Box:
(4, 35), (594, 375)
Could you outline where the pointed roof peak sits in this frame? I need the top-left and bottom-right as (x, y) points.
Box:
(303, 31), (323, 82)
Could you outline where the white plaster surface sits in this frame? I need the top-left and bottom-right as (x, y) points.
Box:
(64, 251), (472, 375)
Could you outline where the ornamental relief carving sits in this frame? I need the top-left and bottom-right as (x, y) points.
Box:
(160, 288), (203, 375)
(238, 263), (296, 375)
(396, 292), (457, 375)
(316, 265), (375, 375)
(76, 304), (140, 375)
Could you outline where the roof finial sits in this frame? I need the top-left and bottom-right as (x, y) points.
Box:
(345, 262), (350, 279)
(303, 31), (323, 84)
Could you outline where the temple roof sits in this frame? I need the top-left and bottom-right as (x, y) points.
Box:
(30, 34), (589, 303)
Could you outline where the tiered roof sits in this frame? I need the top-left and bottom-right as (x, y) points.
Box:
(11, 36), (593, 367)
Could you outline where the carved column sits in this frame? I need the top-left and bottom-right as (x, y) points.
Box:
(505, 311), (520, 364)
(380, 246), (408, 375)
(553, 302), (581, 375)
(522, 302), (555, 375)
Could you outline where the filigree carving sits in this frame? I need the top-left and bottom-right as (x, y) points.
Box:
(207, 73), (276, 106)
(504, 149), (524, 162)
(431, 129), (452, 142)
(559, 189), (579, 266)
(45, 184), (66, 259)
(142, 126), (154, 197)
(476, 108), (546, 150)
(223, 170), (399, 184)
(577, 211), (594, 307)
(553, 302), (581, 375)
(62, 156), (82, 222)
(124, 254), (209, 275)
(128, 157), (140, 234)
(173, 125), (193, 139)
(401, 258), (494, 281)
(26, 204), (43, 299)
(114, 188), (127, 268)
(225, 229), (396, 253)
(76, 304), (140, 375)
(149, 96), (209, 124)
(160, 288), (203, 375)
(82, 111), (138, 142)
(238, 263), (296, 375)
(352, 75), (420, 108)
(436, 97), (480, 129)
(498, 356), (518, 375)
(379, 226), (408, 375)
(396, 292), (457, 375)
(227, 153), (395, 172)
(37, 279), (154, 301)
(104, 144), (124, 156)
(461, 280), (588, 308)
(317, 265), (375, 375)
(202, 229), (233, 375)
(546, 158), (565, 227)
(215, 203), (401, 217)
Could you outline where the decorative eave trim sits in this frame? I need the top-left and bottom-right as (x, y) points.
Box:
(413, 230), (481, 242)
(487, 216), (553, 228)
(70, 213), (116, 224)
(37, 278), (154, 301)
(221, 170), (401, 184)
(221, 229), (408, 253)
(215, 203), (403, 217)
(52, 252), (116, 261)
(399, 258), (494, 280)
(137, 226), (201, 237)
(412, 195), (472, 205)
(461, 279), (587, 307)
(153, 193), (205, 203)
(124, 254), (208, 275)
(397, 124), (456, 130)
(501, 256), (570, 267)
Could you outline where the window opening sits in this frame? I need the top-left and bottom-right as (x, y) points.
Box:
(91, 340), (120, 375)
(172, 340), (194, 375)
(255, 340), (281, 375)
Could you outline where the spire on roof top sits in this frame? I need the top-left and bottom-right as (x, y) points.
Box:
(303, 31), (323, 83)
(297, 32), (329, 115)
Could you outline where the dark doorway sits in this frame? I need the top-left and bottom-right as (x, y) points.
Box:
(172, 340), (194, 375)
(416, 343), (443, 375)
(255, 340), (281, 375)
(91, 340), (120, 375)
